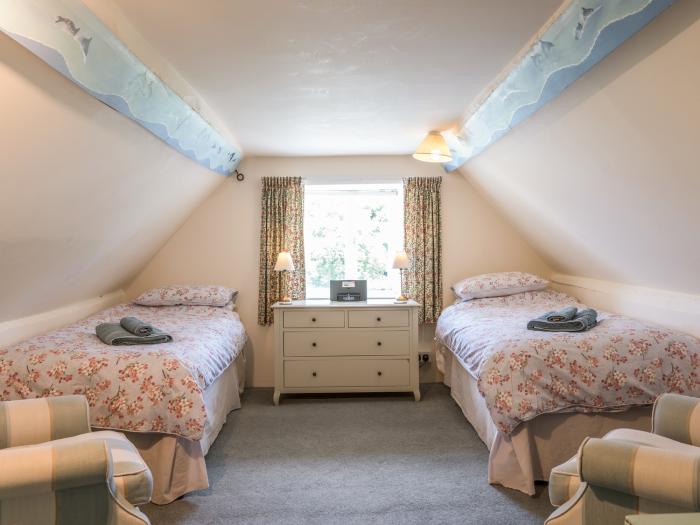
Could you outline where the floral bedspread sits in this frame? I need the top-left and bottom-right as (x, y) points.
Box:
(0, 303), (247, 440)
(436, 290), (700, 434)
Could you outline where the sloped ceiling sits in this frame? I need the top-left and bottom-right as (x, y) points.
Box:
(109, 0), (562, 156)
(0, 33), (224, 321)
(1, 0), (241, 175)
(6, 0), (696, 329)
(0, 0), (569, 325)
(460, 0), (700, 294)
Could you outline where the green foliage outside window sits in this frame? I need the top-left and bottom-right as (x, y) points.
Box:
(305, 184), (402, 298)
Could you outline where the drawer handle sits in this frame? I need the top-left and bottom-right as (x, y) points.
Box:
(376, 317), (382, 322)
(312, 317), (317, 322)
(377, 341), (382, 346)
(312, 371), (317, 377)
(312, 342), (317, 347)
(377, 371), (382, 376)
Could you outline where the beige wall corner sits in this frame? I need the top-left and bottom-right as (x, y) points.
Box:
(0, 290), (125, 347)
(0, 32), (226, 323)
(125, 155), (552, 387)
(457, 0), (700, 326)
(550, 274), (700, 338)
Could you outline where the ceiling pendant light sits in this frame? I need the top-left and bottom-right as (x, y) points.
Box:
(412, 131), (452, 163)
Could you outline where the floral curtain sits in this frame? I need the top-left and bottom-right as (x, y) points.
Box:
(402, 177), (442, 323)
(258, 177), (305, 325)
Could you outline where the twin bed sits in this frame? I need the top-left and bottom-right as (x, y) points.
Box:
(0, 289), (247, 504)
(436, 286), (700, 495)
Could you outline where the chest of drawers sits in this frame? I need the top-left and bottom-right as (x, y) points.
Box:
(272, 300), (421, 405)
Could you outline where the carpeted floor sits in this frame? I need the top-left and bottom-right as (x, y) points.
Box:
(143, 384), (553, 525)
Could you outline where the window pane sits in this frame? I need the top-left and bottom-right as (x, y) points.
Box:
(304, 183), (402, 299)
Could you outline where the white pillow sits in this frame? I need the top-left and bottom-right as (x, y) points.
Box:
(134, 285), (238, 307)
(451, 272), (549, 301)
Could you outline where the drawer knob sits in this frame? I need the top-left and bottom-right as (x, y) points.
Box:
(312, 371), (317, 377)
(376, 317), (382, 322)
(312, 342), (317, 347)
(312, 317), (317, 322)
(377, 341), (382, 346)
(377, 371), (382, 376)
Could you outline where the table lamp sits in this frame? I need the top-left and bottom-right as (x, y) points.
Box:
(392, 250), (410, 303)
(274, 251), (295, 304)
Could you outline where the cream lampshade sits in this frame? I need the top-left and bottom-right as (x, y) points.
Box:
(274, 251), (295, 272)
(412, 131), (452, 163)
(274, 251), (295, 304)
(392, 251), (410, 270)
(392, 250), (410, 303)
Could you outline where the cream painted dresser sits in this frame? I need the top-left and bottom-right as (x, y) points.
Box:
(272, 299), (421, 405)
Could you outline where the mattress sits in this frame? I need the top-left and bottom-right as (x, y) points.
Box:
(436, 344), (652, 495)
(0, 302), (247, 440)
(435, 290), (700, 434)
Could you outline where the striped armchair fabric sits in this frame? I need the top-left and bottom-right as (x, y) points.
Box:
(652, 393), (700, 446)
(0, 396), (151, 525)
(0, 395), (91, 447)
(546, 393), (700, 525)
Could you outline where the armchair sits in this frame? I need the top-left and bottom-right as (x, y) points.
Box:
(0, 395), (152, 525)
(546, 393), (700, 525)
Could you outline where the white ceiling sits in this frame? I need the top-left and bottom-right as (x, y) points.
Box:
(110, 0), (562, 156)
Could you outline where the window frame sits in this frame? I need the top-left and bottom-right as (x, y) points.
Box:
(303, 181), (404, 300)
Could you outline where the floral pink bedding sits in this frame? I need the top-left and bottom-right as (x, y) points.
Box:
(436, 290), (700, 434)
(0, 303), (247, 440)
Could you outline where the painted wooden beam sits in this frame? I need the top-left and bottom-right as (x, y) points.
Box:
(0, 0), (241, 175)
(444, 0), (675, 172)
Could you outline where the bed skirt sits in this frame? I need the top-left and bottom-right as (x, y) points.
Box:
(436, 344), (652, 495)
(123, 349), (246, 504)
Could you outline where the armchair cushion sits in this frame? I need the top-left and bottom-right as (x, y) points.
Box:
(81, 431), (153, 507)
(549, 456), (580, 507)
(0, 429), (152, 508)
(48, 431), (153, 507)
(548, 427), (699, 507)
(0, 395), (90, 448)
(0, 439), (150, 524)
(580, 437), (700, 511)
(0, 439), (108, 500)
(653, 393), (700, 446)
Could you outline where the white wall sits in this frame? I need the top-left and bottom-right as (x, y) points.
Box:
(0, 33), (225, 323)
(550, 274), (700, 338)
(459, 0), (700, 333)
(126, 155), (551, 386)
(0, 290), (125, 347)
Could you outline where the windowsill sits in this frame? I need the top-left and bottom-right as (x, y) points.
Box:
(304, 293), (401, 302)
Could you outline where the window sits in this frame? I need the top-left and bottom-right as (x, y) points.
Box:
(304, 183), (403, 299)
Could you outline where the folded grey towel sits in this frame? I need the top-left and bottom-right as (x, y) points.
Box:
(120, 316), (155, 336)
(96, 322), (172, 345)
(545, 307), (578, 322)
(527, 308), (598, 332)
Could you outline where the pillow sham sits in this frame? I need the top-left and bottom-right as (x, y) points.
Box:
(451, 272), (549, 301)
(134, 285), (238, 307)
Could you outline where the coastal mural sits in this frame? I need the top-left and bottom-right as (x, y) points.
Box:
(0, 0), (241, 175)
(444, 0), (675, 172)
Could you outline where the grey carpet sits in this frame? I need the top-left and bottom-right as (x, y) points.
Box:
(143, 384), (553, 525)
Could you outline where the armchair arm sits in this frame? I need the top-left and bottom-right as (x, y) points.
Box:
(580, 437), (700, 511)
(0, 439), (109, 500)
(0, 395), (90, 448)
(653, 393), (700, 446)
